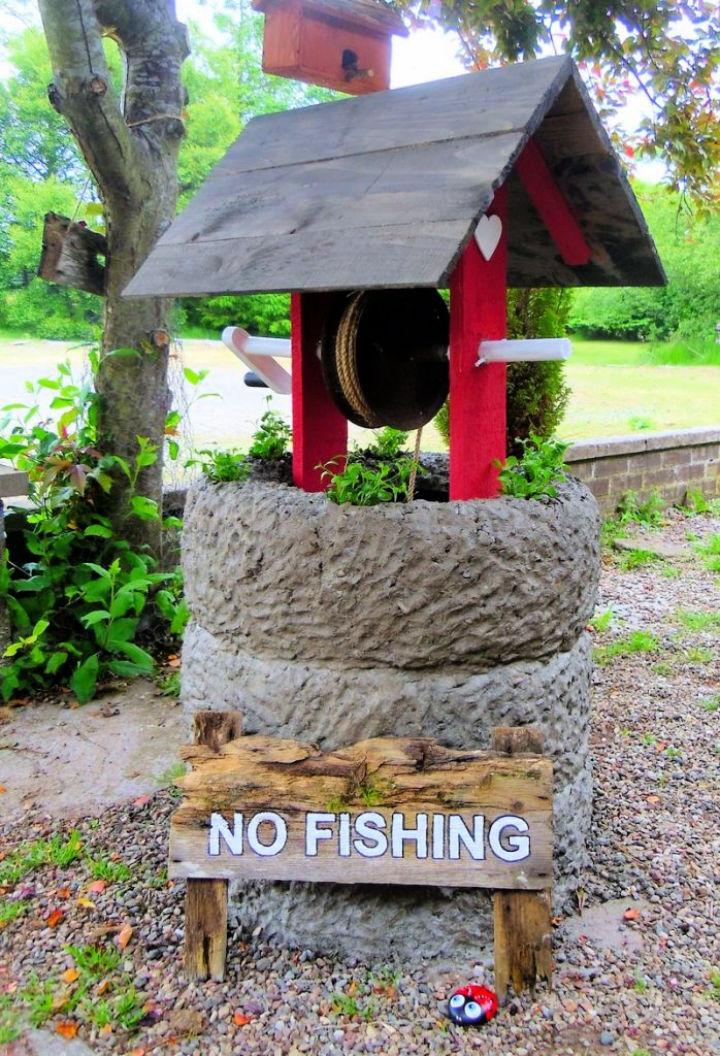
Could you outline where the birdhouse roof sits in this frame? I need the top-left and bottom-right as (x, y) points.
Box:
(125, 56), (665, 299)
(251, 0), (409, 37)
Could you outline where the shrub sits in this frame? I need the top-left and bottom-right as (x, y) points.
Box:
(0, 360), (187, 703)
(434, 288), (571, 453)
(191, 449), (251, 483)
(496, 434), (570, 500)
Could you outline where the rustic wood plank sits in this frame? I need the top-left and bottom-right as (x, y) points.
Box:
(493, 724), (552, 1001)
(169, 735), (553, 890)
(184, 711), (242, 982)
(125, 55), (664, 299)
(125, 220), (470, 296)
(493, 889), (553, 1002)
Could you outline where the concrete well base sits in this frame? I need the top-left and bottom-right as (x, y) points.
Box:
(181, 472), (600, 962)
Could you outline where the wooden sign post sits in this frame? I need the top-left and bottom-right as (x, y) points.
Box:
(171, 713), (554, 1000)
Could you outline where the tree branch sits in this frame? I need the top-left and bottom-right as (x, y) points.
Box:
(38, 0), (137, 204)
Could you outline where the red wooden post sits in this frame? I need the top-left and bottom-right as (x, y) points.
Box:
(515, 139), (592, 266)
(291, 292), (348, 491)
(448, 185), (508, 501)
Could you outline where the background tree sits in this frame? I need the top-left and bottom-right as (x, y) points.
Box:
(37, 0), (190, 553)
(399, 0), (719, 209)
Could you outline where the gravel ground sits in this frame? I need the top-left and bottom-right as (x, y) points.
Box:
(1, 507), (719, 1056)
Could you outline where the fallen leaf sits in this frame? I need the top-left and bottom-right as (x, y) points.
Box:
(117, 922), (133, 950)
(88, 880), (107, 895)
(562, 999), (577, 1013)
(46, 908), (64, 928)
(0, 785), (6, 793)
(61, 968), (79, 984)
(623, 907), (641, 921)
(76, 897), (96, 909)
(55, 1020), (78, 1039)
(95, 978), (111, 996)
(233, 1011), (253, 1026)
(655, 741), (667, 752)
(167, 655), (181, 668)
(133, 795), (151, 807)
(99, 1023), (113, 1035)
(646, 795), (661, 804)
(56, 887), (71, 900)
(126, 1048), (145, 1055)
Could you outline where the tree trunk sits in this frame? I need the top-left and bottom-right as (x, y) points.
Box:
(38, 0), (189, 555)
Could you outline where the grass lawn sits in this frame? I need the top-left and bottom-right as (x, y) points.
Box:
(0, 336), (718, 450)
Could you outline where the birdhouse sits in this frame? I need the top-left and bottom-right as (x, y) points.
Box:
(126, 56), (665, 500)
(251, 0), (408, 94)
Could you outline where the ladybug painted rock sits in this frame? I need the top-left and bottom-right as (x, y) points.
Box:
(446, 984), (498, 1027)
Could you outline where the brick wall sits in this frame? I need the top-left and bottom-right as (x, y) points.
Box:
(566, 427), (720, 515)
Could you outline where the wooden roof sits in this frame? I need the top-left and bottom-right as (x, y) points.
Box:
(252, 0), (409, 37)
(125, 56), (665, 299)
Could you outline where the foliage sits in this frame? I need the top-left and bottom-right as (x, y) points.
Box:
(618, 548), (662, 571)
(396, 1), (720, 207)
(570, 185), (720, 342)
(695, 533), (720, 573)
(496, 434), (569, 500)
(321, 455), (416, 506)
(192, 448), (251, 483)
(593, 629), (659, 665)
(0, 831), (82, 886)
(616, 489), (665, 527)
(0, 362), (186, 704)
(368, 428), (409, 459)
(674, 610), (720, 633)
(681, 489), (720, 517)
(248, 406), (292, 459)
(589, 607), (615, 632)
(434, 288), (571, 452)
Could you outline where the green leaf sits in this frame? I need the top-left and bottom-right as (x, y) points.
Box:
(108, 640), (154, 674)
(130, 496), (160, 521)
(70, 653), (100, 704)
(83, 524), (113, 538)
(107, 659), (147, 679)
(105, 617), (138, 644)
(80, 610), (111, 628)
(45, 651), (69, 675)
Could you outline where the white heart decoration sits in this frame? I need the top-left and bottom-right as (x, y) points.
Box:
(474, 214), (503, 262)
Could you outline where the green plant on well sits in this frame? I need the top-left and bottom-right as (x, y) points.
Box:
(320, 455), (416, 506)
(593, 630), (659, 666)
(496, 434), (570, 500)
(368, 428), (409, 459)
(0, 362), (187, 704)
(191, 448), (251, 484)
(248, 404), (292, 460)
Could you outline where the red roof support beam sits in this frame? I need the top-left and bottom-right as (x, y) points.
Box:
(515, 138), (592, 267)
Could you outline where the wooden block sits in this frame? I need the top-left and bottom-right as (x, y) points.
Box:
(493, 889), (553, 1002)
(184, 711), (242, 982)
(169, 734), (553, 890)
(38, 212), (106, 296)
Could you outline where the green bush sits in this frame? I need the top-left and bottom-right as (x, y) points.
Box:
(569, 183), (720, 342)
(434, 288), (571, 452)
(0, 361), (187, 703)
(321, 455), (416, 506)
(248, 407), (292, 459)
(181, 292), (291, 338)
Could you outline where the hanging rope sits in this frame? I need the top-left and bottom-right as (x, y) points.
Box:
(407, 425), (423, 502)
(334, 291), (381, 427)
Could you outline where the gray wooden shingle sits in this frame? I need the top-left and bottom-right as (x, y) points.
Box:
(125, 55), (664, 298)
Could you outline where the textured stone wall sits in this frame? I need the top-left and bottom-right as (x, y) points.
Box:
(566, 427), (720, 515)
(181, 476), (601, 961)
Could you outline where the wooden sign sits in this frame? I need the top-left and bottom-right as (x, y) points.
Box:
(171, 714), (554, 1000)
(169, 735), (553, 890)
